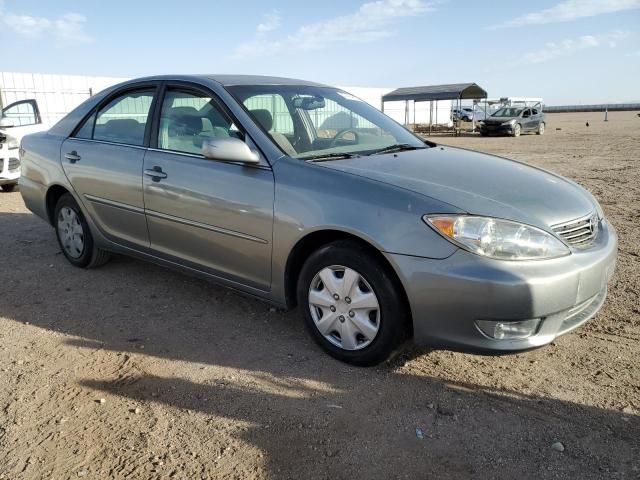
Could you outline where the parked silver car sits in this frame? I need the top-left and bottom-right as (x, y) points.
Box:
(19, 75), (617, 365)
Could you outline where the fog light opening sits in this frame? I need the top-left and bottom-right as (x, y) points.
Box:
(475, 318), (541, 340)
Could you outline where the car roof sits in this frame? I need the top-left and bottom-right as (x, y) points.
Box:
(123, 74), (330, 87)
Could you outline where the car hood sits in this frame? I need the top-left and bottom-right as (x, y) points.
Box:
(316, 146), (596, 229)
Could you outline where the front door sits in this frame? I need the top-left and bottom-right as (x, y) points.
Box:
(142, 86), (274, 290)
(521, 108), (534, 131)
(61, 86), (157, 249)
(1, 99), (44, 142)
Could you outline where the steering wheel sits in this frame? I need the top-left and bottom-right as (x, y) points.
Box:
(329, 128), (360, 148)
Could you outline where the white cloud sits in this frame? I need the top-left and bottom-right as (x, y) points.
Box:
(233, 0), (435, 58)
(491, 0), (640, 29)
(257, 11), (281, 34)
(0, 2), (92, 43)
(520, 31), (629, 64)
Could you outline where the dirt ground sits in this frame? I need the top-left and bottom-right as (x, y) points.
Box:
(0, 111), (638, 480)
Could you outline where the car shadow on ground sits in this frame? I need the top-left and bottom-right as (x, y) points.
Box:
(1, 211), (638, 479)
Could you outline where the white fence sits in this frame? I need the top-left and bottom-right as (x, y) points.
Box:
(0, 72), (126, 127)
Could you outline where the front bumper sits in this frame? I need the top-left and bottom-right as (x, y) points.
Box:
(386, 220), (617, 352)
(479, 124), (515, 136)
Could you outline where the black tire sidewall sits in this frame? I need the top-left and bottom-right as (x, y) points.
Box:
(54, 193), (95, 268)
(1, 184), (16, 192)
(297, 241), (408, 366)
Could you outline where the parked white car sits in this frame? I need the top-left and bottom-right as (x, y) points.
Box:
(452, 107), (474, 121)
(0, 99), (46, 191)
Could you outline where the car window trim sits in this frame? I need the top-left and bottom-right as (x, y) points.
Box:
(66, 136), (150, 151)
(69, 81), (161, 147)
(146, 147), (271, 171)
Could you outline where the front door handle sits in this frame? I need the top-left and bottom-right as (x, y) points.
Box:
(64, 151), (81, 163)
(144, 166), (167, 181)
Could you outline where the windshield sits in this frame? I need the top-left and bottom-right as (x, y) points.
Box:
(226, 85), (426, 159)
(492, 107), (523, 117)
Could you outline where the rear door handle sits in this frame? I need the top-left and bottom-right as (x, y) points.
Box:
(64, 151), (81, 163)
(144, 166), (167, 181)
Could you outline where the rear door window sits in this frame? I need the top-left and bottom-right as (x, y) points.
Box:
(80, 89), (155, 146)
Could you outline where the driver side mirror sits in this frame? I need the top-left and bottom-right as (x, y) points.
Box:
(202, 137), (260, 164)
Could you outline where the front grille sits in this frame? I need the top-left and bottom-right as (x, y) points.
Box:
(8, 157), (20, 172)
(552, 212), (599, 248)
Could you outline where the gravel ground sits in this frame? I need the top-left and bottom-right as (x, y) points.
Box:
(0, 111), (638, 479)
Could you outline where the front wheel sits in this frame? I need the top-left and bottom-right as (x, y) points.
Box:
(537, 122), (545, 135)
(1, 183), (17, 192)
(512, 123), (522, 137)
(54, 193), (110, 268)
(297, 241), (409, 366)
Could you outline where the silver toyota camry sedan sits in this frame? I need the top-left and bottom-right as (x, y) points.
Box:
(19, 75), (617, 365)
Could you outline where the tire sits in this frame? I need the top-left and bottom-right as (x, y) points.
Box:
(297, 240), (409, 366)
(54, 193), (110, 268)
(1, 183), (16, 192)
(537, 122), (545, 135)
(513, 123), (521, 137)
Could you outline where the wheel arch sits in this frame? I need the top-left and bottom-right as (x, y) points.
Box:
(45, 184), (72, 225)
(283, 228), (413, 336)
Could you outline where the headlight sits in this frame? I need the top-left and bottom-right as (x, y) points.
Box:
(501, 119), (516, 126)
(424, 215), (570, 260)
(5, 135), (19, 150)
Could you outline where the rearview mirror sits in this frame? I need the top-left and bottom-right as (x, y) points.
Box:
(293, 95), (326, 110)
(202, 137), (260, 164)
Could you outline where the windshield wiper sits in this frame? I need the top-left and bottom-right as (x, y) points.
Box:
(302, 152), (359, 162)
(367, 144), (427, 155)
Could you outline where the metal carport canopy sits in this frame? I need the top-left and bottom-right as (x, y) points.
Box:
(381, 83), (487, 102)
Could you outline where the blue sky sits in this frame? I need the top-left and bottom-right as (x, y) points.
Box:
(1, 0), (639, 104)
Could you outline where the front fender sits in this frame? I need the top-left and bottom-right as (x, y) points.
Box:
(270, 157), (460, 303)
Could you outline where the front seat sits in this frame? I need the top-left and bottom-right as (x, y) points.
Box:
(249, 109), (297, 157)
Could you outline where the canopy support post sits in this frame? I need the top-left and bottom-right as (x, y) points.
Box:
(429, 101), (433, 135)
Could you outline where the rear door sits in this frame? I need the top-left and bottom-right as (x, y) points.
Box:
(142, 84), (275, 290)
(61, 84), (158, 249)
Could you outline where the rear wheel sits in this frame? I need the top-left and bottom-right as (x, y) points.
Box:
(513, 123), (521, 137)
(297, 241), (409, 366)
(537, 122), (545, 135)
(54, 193), (110, 268)
(1, 184), (16, 192)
